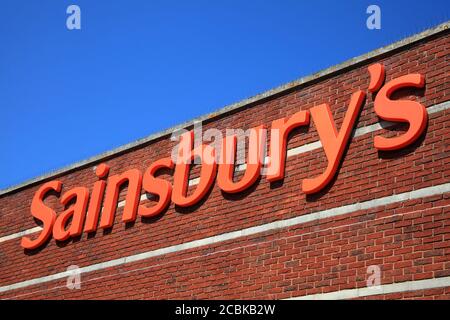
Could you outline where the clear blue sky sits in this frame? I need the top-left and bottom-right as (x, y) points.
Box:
(0, 0), (448, 190)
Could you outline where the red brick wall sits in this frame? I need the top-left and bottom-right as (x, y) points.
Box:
(0, 29), (449, 300)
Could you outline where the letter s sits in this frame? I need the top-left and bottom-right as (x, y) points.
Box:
(21, 180), (62, 250)
(374, 74), (427, 151)
(138, 158), (174, 218)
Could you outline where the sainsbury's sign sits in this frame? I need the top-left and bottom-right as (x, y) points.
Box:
(21, 63), (428, 250)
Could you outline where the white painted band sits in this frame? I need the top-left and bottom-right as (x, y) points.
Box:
(287, 276), (450, 300)
(0, 182), (449, 294)
(0, 227), (43, 244)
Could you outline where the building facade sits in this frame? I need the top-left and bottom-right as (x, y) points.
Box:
(0, 22), (449, 300)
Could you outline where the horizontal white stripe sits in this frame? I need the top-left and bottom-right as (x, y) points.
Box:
(287, 276), (450, 300)
(0, 226), (43, 244)
(0, 182), (448, 294)
(1, 100), (448, 244)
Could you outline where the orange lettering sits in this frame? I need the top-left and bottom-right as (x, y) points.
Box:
(84, 163), (109, 233)
(21, 181), (62, 250)
(139, 158), (174, 217)
(267, 111), (310, 182)
(217, 126), (265, 193)
(53, 187), (89, 241)
(302, 91), (366, 194)
(373, 74), (427, 150)
(99, 169), (143, 229)
(172, 132), (217, 207)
